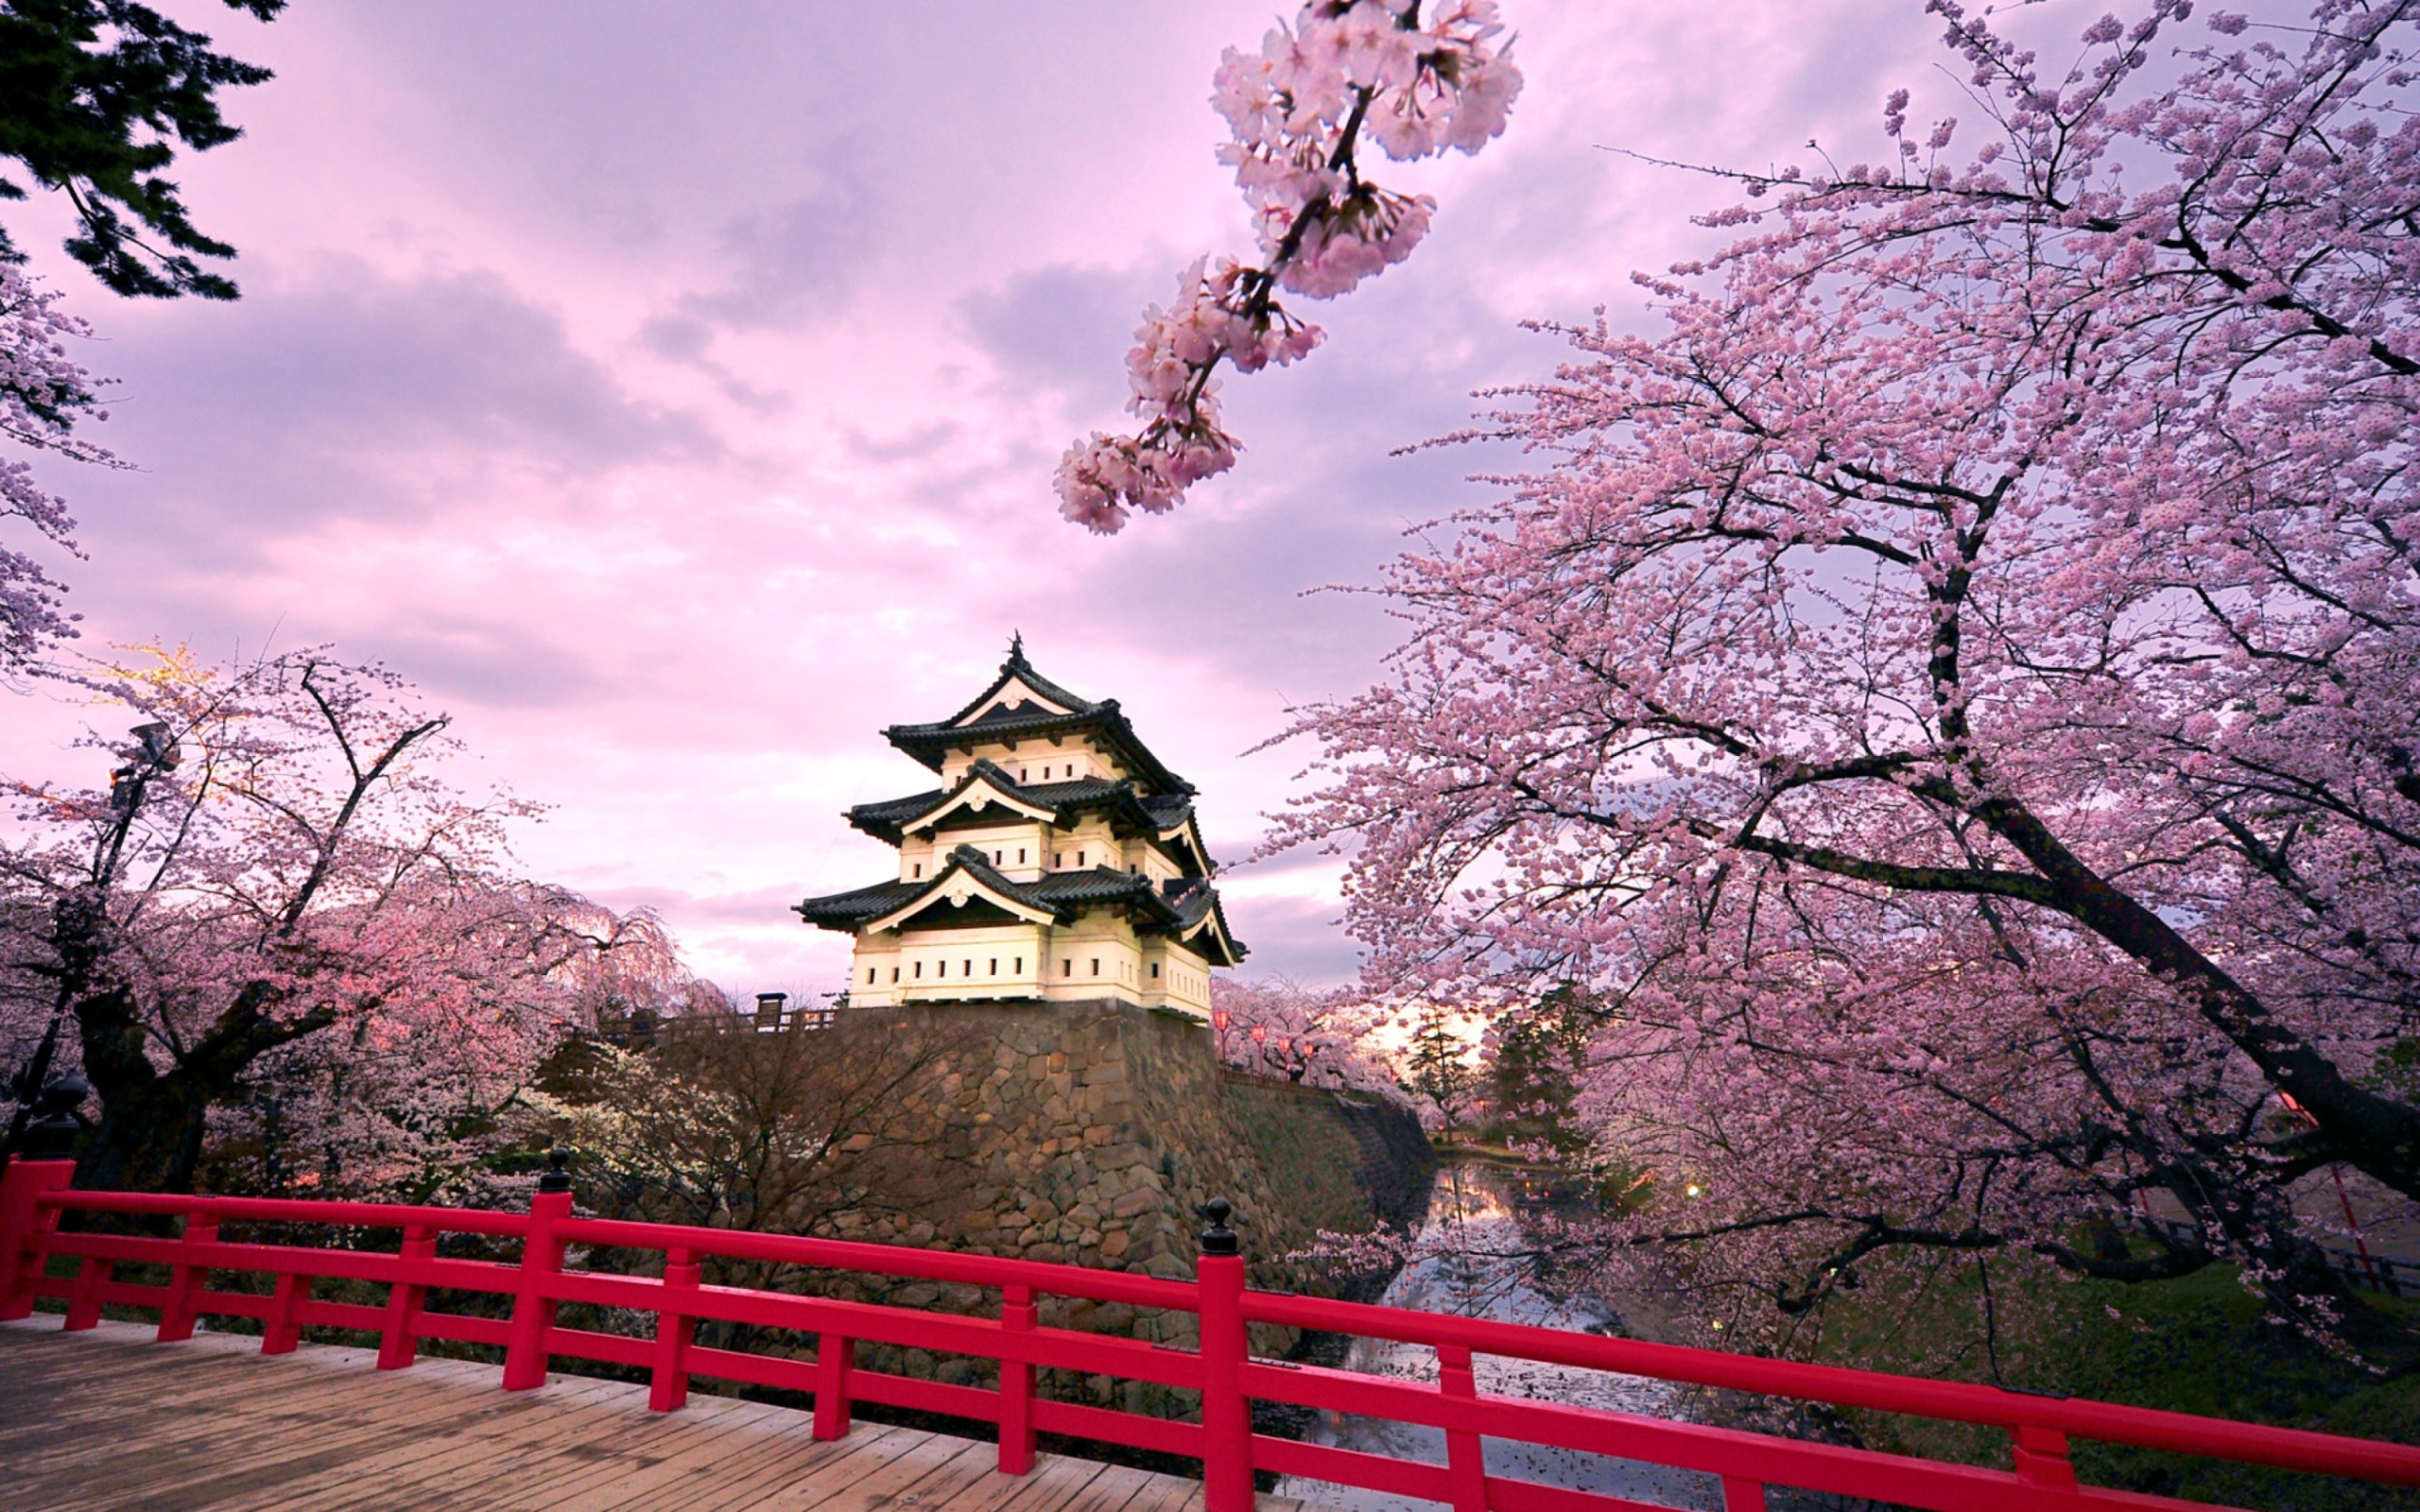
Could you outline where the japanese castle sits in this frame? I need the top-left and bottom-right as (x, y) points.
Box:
(795, 640), (1245, 1018)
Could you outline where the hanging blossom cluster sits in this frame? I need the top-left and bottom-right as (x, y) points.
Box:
(1056, 1), (1520, 533)
(0, 265), (114, 670)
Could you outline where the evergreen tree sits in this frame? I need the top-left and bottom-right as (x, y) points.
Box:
(0, 0), (285, 300)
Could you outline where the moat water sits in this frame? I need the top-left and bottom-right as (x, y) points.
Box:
(1274, 1159), (1718, 1512)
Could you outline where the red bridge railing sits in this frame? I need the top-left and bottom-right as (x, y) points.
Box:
(4, 1154), (2417, 1512)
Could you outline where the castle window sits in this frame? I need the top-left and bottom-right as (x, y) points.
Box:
(1020, 768), (1028, 782)
(1090, 958), (1100, 976)
(868, 968), (876, 985)
(914, 961), (923, 979)
(963, 959), (973, 976)
(1015, 956), (1024, 972)
(989, 957), (997, 973)
(1062, 959), (1072, 977)
(891, 968), (900, 983)
(1150, 963), (1161, 979)
(912, 863), (922, 879)
(1018, 848), (1027, 864)
(1078, 850), (1086, 867)
(994, 850), (1002, 865)
(937, 959), (945, 977)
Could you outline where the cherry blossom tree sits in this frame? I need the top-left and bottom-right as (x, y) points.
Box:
(0, 645), (676, 1194)
(0, 266), (116, 671)
(202, 898), (702, 1204)
(1211, 973), (1409, 1102)
(1273, 0), (2420, 1335)
(1056, 0), (1521, 532)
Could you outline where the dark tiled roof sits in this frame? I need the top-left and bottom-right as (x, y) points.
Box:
(843, 789), (945, 842)
(1008, 774), (1129, 806)
(844, 762), (1206, 867)
(1140, 793), (1195, 831)
(884, 699), (1194, 797)
(793, 878), (925, 931)
(934, 643), (1102, 729)
(1026, 867), (1169, 909)
(1164, 877), (1248, 965)
(797, 844), (1244, 958)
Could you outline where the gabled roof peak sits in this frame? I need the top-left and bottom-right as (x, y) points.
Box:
(938, 642), (1100, 731)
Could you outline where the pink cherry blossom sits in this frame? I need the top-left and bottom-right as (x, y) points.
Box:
(0, 266), (118, 670)
(1271, 0), (2420, 1340)
(1058, 1), (1521, 532)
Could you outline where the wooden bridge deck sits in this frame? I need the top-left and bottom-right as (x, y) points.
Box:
(0, 1318), (1306, 1512)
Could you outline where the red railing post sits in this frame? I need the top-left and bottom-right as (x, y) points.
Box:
(998, 1282), (1037, 1474)
(377, 1223), (437, 1370)
(1437, 1343), (1489, 1512)
(648, 1246), (700, 1412)
(1197, 1198), (1253, 1512)
(62, 1253), (111, 1331)
(262, 1268), (309, 1353)
(2013, 1422), (2080, 1492)
(813, 1331), (856, 1440)
(502, 1155), (576, 1392)
(157, 1202), (218, 1343)
(0, 1157), (75, 1321)
(1720, 1477), (1770, 1510)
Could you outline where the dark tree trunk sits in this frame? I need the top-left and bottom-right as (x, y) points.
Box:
(75, 1074), (214, 1194)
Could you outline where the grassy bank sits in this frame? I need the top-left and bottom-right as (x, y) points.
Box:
(1790, 1262), (2420, 1510)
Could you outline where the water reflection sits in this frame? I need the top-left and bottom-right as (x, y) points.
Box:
(1276, 1160), (1717, 1512)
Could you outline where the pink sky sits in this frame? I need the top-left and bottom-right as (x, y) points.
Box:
(0, 0), (1975, 995)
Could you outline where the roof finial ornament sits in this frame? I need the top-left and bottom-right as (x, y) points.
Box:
(1008, 629), (1026, 665)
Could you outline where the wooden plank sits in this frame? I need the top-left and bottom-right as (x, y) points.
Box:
(432, 1387), (818, 1512)
(648, 1421), (930, 1512)
(5, 1364), (464, 1491)
(1071, 1466), (1205, 1512)
(204, 1374), (658, 1512)
(927, 1450), (1121, 1512)
(26, 1349), (613, 1509)
(26, 1375), (539, 1510)
(539, 1410), (903, 1512)
(0, 1319), (1288, 1512)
